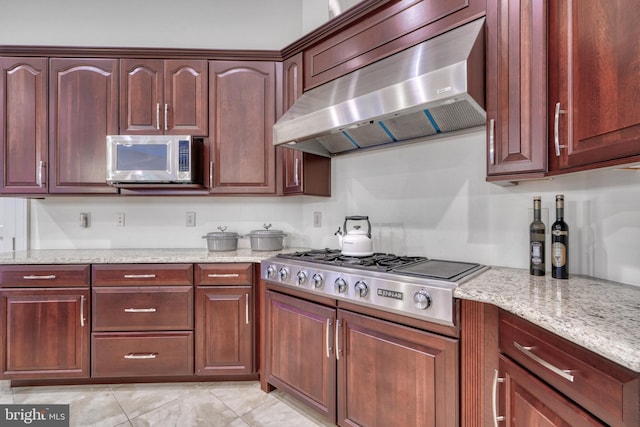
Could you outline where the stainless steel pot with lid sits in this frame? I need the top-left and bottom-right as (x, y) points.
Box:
(202, 226), (241, 252)
(247, 224), (287, 251)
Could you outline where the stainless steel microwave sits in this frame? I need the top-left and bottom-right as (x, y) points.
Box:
(106, 135), (197, 184)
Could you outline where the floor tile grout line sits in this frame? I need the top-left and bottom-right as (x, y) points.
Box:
(107, 384), (133, 426)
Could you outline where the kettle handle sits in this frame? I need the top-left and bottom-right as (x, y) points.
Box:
(343, 216), (371, 239)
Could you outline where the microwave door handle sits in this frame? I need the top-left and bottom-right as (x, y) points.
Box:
(156, 103), (161, 130)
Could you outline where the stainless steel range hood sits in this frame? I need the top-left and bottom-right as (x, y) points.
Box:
(273, 18), (486, 157)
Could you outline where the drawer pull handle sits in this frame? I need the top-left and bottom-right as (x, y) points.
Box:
(124, 308), (157, 313)
(207, 273), (240, 278)
(23, 274), (56, 280)
(123, 274), (156, 279)
(124, 353), (157, 360)
(514, 341), (574, 382)
(492, 369), (505, 426)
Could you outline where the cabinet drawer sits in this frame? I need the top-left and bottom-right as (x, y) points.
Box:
(499, 311), (639, 426)
(195, 263), (252, 286)
(0, 265), (90, 287)
(92, 332), (193, 377)
(92, 264), (193, 286)
(92, 286), (193, 331)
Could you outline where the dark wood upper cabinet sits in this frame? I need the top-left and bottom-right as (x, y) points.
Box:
(0, 57), (48, 194)
(49, 58), (119, 194)
(280, 53), (331, 197)
(208, 60), (276, 194)
(485, 0), (548, 179)
(303, 0), (486, 90)
(120, 59), (208, 136)
(548, 0), (640, 171)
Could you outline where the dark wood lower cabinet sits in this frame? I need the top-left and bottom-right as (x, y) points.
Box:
(195, 286), (253, 375)
(0, 288), (90, 379)
(499, 356), (604, 426)
(266, 289), (337, 419)
(265, 290), (459, 426)
(337, 310), (459, 427)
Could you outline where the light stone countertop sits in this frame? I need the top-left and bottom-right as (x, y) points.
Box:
(1, 249), (638, 373)
(455, 267), (640, 373)
(0, 248), (305, 265)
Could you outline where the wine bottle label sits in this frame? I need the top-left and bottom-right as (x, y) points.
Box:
(552, 242), (566, 267)
(531, 242), (543, 265)
(552, 230), (568, 236)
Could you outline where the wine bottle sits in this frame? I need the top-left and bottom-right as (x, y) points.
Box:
(551, 194), (569, 279)
(529, 196), (545, 276)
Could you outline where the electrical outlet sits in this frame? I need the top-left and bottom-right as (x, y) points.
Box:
(186, 212), (196, 227)
(116, 212), (125, 227)
(80, 212), (90, 228)
(313, 212), (322, 228)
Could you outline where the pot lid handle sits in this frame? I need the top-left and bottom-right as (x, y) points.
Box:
(217, 226), (227, 232)
(263, 223), (272, 230)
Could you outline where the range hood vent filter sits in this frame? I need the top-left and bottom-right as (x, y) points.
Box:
(274, 18), (486, 157)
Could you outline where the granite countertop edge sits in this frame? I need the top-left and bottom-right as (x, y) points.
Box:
(1, 250), (638, 373)
(455, 266), (640, 373)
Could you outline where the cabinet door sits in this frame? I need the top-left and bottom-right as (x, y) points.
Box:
(486, 0), (548, 178)
(0, 288), (90, 379)
(499, 356), (604, 426)
(195, 286), (252, 375)
(120, 58), (164, 135)
(164, 60), (208, 136)
(549, 0), (640, 170)
(49, 58), (118, 193)
(209, 61), (276, 194)
(281, 54), (304, 194)
(0, 57), (48, 194)
(265, 290), (337, 421)
(337, 309), (459, 427)
(280, 54), (331, 196)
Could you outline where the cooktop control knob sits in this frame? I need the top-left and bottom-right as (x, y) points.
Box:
(334, 277), (347, 294)
(354, 280), (369, 298)
(312, 273), (324, 288)
(266, 265), (277, 279)
(278, 268), (289, 282)
(296, 271), (308, 286)
(413, 290), (432, 310)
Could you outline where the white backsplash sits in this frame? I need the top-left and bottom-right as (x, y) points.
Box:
(28, 130), (640, 287)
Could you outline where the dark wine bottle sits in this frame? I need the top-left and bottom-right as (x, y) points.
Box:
(551, 194), (569, 279)
(530, 196), (545, 276)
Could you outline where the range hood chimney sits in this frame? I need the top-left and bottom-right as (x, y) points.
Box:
(273, 18), (486, 157)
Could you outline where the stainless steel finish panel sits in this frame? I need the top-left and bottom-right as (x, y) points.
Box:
(273, 18), (486, 156)
(261, 258), (486, 326)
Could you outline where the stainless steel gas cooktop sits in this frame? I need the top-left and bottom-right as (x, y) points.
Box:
(261, 249), (489, 326)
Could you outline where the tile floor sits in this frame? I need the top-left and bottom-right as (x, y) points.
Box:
(0, 380), (336, 427)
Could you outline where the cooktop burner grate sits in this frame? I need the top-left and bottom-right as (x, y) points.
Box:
(278, 249), (427, 271)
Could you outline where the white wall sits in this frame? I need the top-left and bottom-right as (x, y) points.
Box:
(30, 197), (305, 249)
(29, 130), (640, 286)
(301, 130), (640, 286)
(0, 0), (306, 49)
